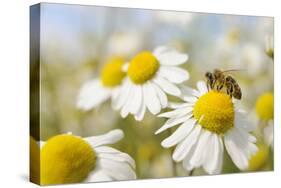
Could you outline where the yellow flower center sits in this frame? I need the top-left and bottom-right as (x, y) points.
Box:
(41, 135), (96, 185)
(101, 57), (126, 87)
(128, 51), (160, 84)
(248, 144), (269, 171)
(193, 91), (234, 134)
(255, 92), (274, 121)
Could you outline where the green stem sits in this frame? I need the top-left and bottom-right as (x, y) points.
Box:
(189, 169), (195, 176)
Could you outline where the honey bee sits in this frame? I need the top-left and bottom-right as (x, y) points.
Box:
(205, 69), (243, 100)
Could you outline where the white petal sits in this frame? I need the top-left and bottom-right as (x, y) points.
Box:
(182, 146), (197, 171)
(168, 102), (192, 109)
(158, 106), (192, 118)
(96, 146), (135, 169)
(115, 79), (132, 110)
(213, 137), (224, 174)
(190, 130), (211, 168)
(161, 120), (196, 148)
(203, 134), (222, 174)
(224, 127), (256, 170)
(129, 85), (142, 114)
(151, 83), (168, 108)
(183, 96), (198, 103)
(235, 111), (256, 132)
(86, 169), (112, 182)
(98, 158), (136, 180)
(197, 81), (208, 95)
(120, 87), (135, 118)
(153, 76), (181, 96)
(111, 88), (122, 110)
(77, 79), (111, 110)
(173, 125), (201, 162)
(134, 99), (146, 121)
(158, 66), (189, 84)
(85, 129), (124, 147)
(153, 46), (189, 66)
(155, 114), (193, 135)
(134, 87), (146, 121)
(180, 85), (201, 98)
(143, 82), (161, 115)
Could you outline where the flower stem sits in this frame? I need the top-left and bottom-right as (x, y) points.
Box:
(189, 169), (195, 176)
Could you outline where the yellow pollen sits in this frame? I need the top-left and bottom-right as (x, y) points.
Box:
(128, 51), (160, 84)
(255, 92), (274, 121)
(193, 91), (234, 134)
(248, 144), (269, 171)
(101, 57), (126, 87)
(40, 135), (96, 185)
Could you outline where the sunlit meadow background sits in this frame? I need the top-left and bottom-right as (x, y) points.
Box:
(32, 3), (273, 178)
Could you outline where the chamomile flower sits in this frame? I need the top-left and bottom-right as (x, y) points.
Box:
(255, 92), (274, 147)
(114, 46), (189, 121)
(40, 129), (136, 185)
(77, 57), (126, 110)
(155, 81), (258, 174)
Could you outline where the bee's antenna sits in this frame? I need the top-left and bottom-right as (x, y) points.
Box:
(222, 69), (247, 73)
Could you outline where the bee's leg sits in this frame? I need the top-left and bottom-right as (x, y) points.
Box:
(227, 84), (233, 98)
(211, 80), (216, 91)
(206, 80), (210, 91)
(217, 82), (223, 91)
(218, 79), (225, 91)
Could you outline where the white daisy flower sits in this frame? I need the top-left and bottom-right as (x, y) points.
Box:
(114, 46), (189, 121)
(40, 129), (136, 185)
(255, 92), (274, 147)
(77, 57), (126, 111)
(155, 81), (258, 174)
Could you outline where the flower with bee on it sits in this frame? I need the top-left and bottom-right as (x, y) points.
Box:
(156, 80), (257, 174)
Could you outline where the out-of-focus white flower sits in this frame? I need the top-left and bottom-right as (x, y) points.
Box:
(265, 35), (274, 59)
(40, 129), (136, 185)
(255, 92), (274, 147)
(155, 11), (194, 26)
(240, 43), (266, 76)
(210, 29), (241, 69)
(114, 46), (189, 121)
(211, 29), (267, 77)
(156, 81), (257, 174)
(107, 32), (142, 57)
(77, 57), (126, 110)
